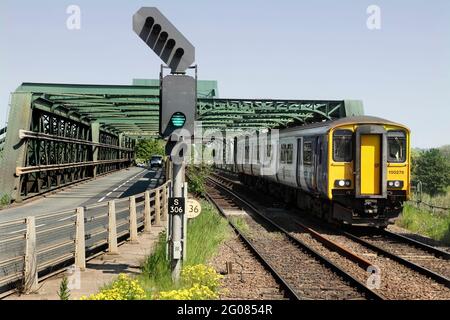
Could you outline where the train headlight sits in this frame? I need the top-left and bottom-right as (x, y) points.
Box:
(388, 180), (403, 189)
(335, 180), (352, 188)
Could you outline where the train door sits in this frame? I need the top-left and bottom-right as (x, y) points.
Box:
(360, 135), (381, 195)
(355, 125), (387, 198)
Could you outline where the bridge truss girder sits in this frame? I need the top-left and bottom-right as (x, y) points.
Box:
(0, 81), (363, 203)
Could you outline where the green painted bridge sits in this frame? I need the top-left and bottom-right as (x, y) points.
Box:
(0, 79), (363, 202)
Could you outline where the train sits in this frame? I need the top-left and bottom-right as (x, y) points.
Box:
(216, 116), (411, 227)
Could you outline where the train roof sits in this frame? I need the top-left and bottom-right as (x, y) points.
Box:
(281, 115), (409, 134)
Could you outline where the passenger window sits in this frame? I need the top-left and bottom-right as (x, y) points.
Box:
(333, 130), (353, 162)
(387, 131), (406, 163)
(303, 141), (312, 165)
(286, 144), (293, 164)
(280, 144), (286, 163)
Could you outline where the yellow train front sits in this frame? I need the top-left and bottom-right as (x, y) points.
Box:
(325, 116), (411, 227)
(233, 116), (411, 227)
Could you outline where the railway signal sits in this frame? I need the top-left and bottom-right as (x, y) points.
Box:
(133, 7), (197, 283)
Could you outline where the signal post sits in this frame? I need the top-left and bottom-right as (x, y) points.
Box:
(133, 7), (197, 283)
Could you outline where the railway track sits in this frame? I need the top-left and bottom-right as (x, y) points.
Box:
(205, 176), (384, 300)
(209, 170), (450, 299)
(342, 229), (450, 285)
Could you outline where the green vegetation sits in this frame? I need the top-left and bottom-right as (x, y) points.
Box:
(400, 146), (450, 244)
(397, 203), (450, 245)
(57, 276), (71, 300)
(412, 147), (450, 197)
(135, 139), (165, 162)
(81, 274), (146, 300)
(229, 216), (249, 234)
(186, 165), (212, 197)
(0, 193), (10, 208)
(138, 199), (230, 298)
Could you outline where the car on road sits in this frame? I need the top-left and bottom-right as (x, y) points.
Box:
(150, 155), (163, 168)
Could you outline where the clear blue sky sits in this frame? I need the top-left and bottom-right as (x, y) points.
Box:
(1, 0), (449, 148)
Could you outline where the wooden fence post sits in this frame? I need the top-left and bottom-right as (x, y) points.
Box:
(24, 216), (38, 293)
(108, 200), (119, 254)
(144, 191), (152, 233)
(154, 188), (161, 226)
(75, 207), (86, 270)
(129, 196), (138, 243)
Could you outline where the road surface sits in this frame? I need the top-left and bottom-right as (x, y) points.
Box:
(0, 166), (165, 223)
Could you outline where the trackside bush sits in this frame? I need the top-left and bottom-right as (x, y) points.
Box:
(182, 264), (222, 291)
(81, 274), (146, 300)
(156, 284), (218, 300)
(155, 264), (223, 300)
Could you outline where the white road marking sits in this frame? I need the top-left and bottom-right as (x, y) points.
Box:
(106, 192), (112, 196)
(98, 197), (106, 203)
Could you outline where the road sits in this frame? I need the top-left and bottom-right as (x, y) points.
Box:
(0, 166), (165, 223)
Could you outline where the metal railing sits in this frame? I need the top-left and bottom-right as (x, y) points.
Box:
(0, 181), (171, 296)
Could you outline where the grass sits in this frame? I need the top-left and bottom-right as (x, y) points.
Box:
(229, 216), (249, 234)
(396, 203), (450, 245)
(0, 193), (10, 209)
(138, 199), (231, 298)
(411, 187), (450, 209)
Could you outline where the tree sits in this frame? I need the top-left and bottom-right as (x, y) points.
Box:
(135, 139), (165, 161)
(414, 149), (450, 196)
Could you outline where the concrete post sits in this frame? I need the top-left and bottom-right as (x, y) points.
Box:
(154, 188), (161, 226)
(75, 207), (86, 270)
(24, 216), (38, 293)
(129, 196), (138, 243)
(108, 200), (119, 254)
(144, 191), (152, 233)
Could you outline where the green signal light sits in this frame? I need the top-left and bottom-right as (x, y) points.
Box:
(171, 112), (186, 127)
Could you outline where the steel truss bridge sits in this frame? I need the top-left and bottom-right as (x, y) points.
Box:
(0, 80), (363, 203)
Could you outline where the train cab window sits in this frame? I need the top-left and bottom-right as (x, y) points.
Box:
(303, 141), (312, 165)
(388, 131), (406, 163)
(333, 130), (353, 162)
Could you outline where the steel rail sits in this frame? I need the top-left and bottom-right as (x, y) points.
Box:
(204, 190), (302, 301)
(36, 223), (75, 236)
(37, 240), (75, 256)
(0, 272), (22, 286)
(379, 229), (450, 260)
(0, 256), (24, 267)
(294, 221), (373, 270)
(343, 231), (450, 288)
(207, 177), (385, 300)
(0, 219), (27, 228)
(0, 234), (26, 244)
